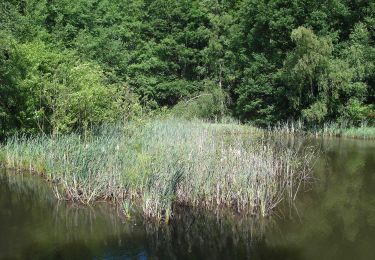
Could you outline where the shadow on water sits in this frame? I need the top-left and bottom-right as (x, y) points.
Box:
(0, 137), (374, 260)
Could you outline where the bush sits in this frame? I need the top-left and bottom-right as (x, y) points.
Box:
(339, 99), (374, 125)
(171, 82), (228, 120)
(302, 101), (328, 124)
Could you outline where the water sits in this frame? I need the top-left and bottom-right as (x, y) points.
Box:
(0, 138), (374, 260)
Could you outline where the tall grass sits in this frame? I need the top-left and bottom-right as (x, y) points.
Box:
(1, 119), (315, 220)
(319, 122), (375, 139)
(270, 121), (375, 139)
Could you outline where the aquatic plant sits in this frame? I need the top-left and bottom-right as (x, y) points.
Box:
(319, 122), (375, 139)
(1, 119), (315, 220)
(270, 121), (375, 139)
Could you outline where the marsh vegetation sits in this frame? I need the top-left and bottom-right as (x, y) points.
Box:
(1, 119), (316, 220)
(270, 121), (375, 139)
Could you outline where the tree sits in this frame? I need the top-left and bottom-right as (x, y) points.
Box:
(0, 34), (30, 138)
(282, 26), (332, 118)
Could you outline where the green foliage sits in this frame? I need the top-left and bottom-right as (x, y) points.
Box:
(0, 36), (139, 137)
(171, 81), (228, 120)
(284, 26), (332, 109)
(302, 101), (328, 124)
(282, 25), (374, 125)
(1, 0), (375, 137)
(235, 54), (277, 125)
(340, 99), (374, 124)
(0, 33), (30, 137)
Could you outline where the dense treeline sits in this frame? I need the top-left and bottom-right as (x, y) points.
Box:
(1, 0), (374, 138)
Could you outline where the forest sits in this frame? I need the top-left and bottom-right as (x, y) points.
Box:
(1, 0), (374, 138)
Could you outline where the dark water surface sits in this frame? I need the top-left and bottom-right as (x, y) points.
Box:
(1, 138), (374, 260)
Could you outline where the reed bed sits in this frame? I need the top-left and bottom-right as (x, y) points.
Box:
(1, 119), (315, 220)
(319, 123), (375, 139)
(270, 121), (375, 139)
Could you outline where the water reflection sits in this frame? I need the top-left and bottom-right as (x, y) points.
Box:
(0, 170), (139, 259)
(0, 169), (269, 259)
(265, 138), (375, 260)
(1, 137), (375, 260)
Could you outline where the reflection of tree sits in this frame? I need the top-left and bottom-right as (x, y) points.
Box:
(0, 169), (139, 259)
(144, 207), (274, 260)
(265, 138), (375, 260)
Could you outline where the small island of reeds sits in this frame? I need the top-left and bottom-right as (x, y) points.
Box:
(0, 119), (316, 221)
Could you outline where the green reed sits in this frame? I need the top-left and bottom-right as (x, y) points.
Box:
(271, 121), (375, 139)
(1, 119), (315, 221)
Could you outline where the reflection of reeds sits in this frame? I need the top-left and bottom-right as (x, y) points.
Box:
(0, 169), (130, 245)
(144, 206), (278, 259)
(0, 168), (295, 259)
(0, 169), (55, 205)
(2, 119), (316, 220)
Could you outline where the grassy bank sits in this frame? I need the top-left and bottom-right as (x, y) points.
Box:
(271, 121), (375, 139)
(317, 124), (375, 139)
(1, 119), (315, 221)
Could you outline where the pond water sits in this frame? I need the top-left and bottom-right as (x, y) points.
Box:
(1, 137), (374, 260)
